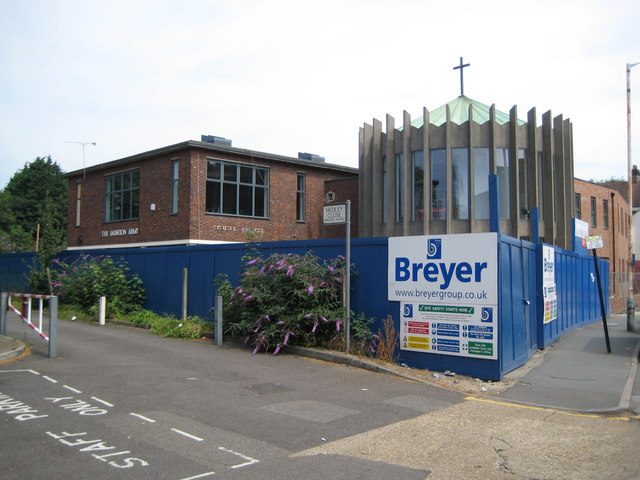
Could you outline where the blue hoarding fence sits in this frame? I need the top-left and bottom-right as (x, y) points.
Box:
(0, 234), (608, 380)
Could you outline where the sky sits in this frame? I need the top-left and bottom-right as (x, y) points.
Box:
(1, 0), (639, 190)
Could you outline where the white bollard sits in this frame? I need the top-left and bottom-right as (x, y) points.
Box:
(98, 296), (106, 326)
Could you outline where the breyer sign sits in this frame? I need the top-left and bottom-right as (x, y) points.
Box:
(388, 233), (498, 304)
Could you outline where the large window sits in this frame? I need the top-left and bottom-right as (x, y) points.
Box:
(381, 156), (387, 224)
(105, 170), (140, 222)
(430, 149), (446, 220)
(395, 153), (403, 222)
(171, 160), (179, 214)
(575, 193), (582, 219)
(496, 148), (511, 219)
(518, 148), (528, 217)
(452, 148), (469, 220)
(296, 173), (306, 222)
(412, 151), (424, 221)
(206, 160), (268, 218)
(537, 151), (544, 213)
(603, 199), (609, 229)
(474, 148), (490, 220)
(590, 196), (597, 227)
(75, 182), (82, 227)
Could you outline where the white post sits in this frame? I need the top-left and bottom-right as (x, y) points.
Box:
(98, 296), (106, 326)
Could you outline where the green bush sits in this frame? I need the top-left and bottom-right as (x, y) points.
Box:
(50, 255), (145, 314)
(223, 251), (376, 355)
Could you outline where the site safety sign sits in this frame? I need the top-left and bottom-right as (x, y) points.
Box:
(389, 233), (499, 360)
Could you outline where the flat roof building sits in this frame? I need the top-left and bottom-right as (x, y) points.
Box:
(64, 136), (358, 249)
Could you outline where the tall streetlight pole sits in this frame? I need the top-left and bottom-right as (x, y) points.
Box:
(627, 62), (639, 331)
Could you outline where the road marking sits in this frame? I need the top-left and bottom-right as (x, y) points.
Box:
(63, 385), (82, 394)
(0, 369), (40, 375)
(91, 396), (114, 407)
(129, 413), (157, 423)
(180, 472), (216, 480)
(171, 428), (203, 442)
(218, 446), (259, 469)
(464, 396), (632, 421)
(43, 376), (58, 383)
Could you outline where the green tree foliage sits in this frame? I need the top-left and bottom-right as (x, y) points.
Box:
(0, 156), (67, 253)
(49, 255), (146, 313)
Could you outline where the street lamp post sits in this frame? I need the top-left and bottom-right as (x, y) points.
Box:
(627, 62), (639, 332)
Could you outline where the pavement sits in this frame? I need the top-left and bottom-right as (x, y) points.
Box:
(1, 312), (639, 415)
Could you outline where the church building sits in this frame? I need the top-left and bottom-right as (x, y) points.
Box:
(357, 60), (575, 249)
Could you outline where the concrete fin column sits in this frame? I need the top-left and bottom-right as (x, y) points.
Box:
(372, 118), (383, 237)
(553, 114), (567, 249)
(510, 105), (520, 238)
(385, 114), (396, 237)
(542, 110), (556, 245)
(403, 110), (412, 235)
(422, 107), (431, 235)
(527, 108), (540, 236)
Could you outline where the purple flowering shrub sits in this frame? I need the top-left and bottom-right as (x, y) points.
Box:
(223, 251), (375, 355)
(49, 255), (145, 313)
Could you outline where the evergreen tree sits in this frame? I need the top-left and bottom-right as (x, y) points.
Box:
(0, 156), (67, 244)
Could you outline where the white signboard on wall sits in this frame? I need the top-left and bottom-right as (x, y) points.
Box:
(389, 233), (499, 359)
(542, 245), (557, 323)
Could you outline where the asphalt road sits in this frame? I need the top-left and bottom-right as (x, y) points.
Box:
(1, 316), (464, 480)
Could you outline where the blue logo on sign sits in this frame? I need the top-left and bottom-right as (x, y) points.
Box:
(481, 307), (493, 323)
(403, 304), (413, 318)
(426, 239), (442, 259)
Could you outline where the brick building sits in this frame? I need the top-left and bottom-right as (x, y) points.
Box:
(573, 178), (631, 311)
(64, 136), (358, 249)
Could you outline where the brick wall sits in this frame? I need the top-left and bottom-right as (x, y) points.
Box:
(66, 145), (357, 248)
(574, 178), (632, 311)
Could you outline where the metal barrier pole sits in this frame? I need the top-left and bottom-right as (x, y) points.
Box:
(48, 296), (58, 358)
(0, 292), (7, 336)
(215, 295), (223, 346)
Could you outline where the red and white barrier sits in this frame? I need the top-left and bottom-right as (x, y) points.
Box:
(1, 292), (58, 358)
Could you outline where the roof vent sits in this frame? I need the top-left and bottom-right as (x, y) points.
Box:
(298, 152), (325, 162)
(201, 135), (232, 147)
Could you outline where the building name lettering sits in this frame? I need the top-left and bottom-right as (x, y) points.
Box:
(101, 228), (139, 237)
(212, 225), (265, 234)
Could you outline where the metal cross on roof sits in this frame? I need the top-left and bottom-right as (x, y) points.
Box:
(453, 57), (470, 96)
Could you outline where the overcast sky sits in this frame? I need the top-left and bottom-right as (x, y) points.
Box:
(1, 0), (639, 190)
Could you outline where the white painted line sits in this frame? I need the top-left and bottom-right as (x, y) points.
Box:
(0, 369), (40, 375)
(63, 385), (82, 394)
(43, 376), (58, 383)
(179, 472), (216, 480)
(171, 428), (203, 442)
(91, 396), (114, 407)
(129, 413), (157, 423)
(218, 447), (259, 469)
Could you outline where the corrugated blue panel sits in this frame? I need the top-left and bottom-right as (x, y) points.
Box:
(0, 252), (37, 292)
(539, 246), (609, 348)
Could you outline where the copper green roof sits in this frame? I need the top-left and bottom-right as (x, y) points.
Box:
(405, 95), (525, 128)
